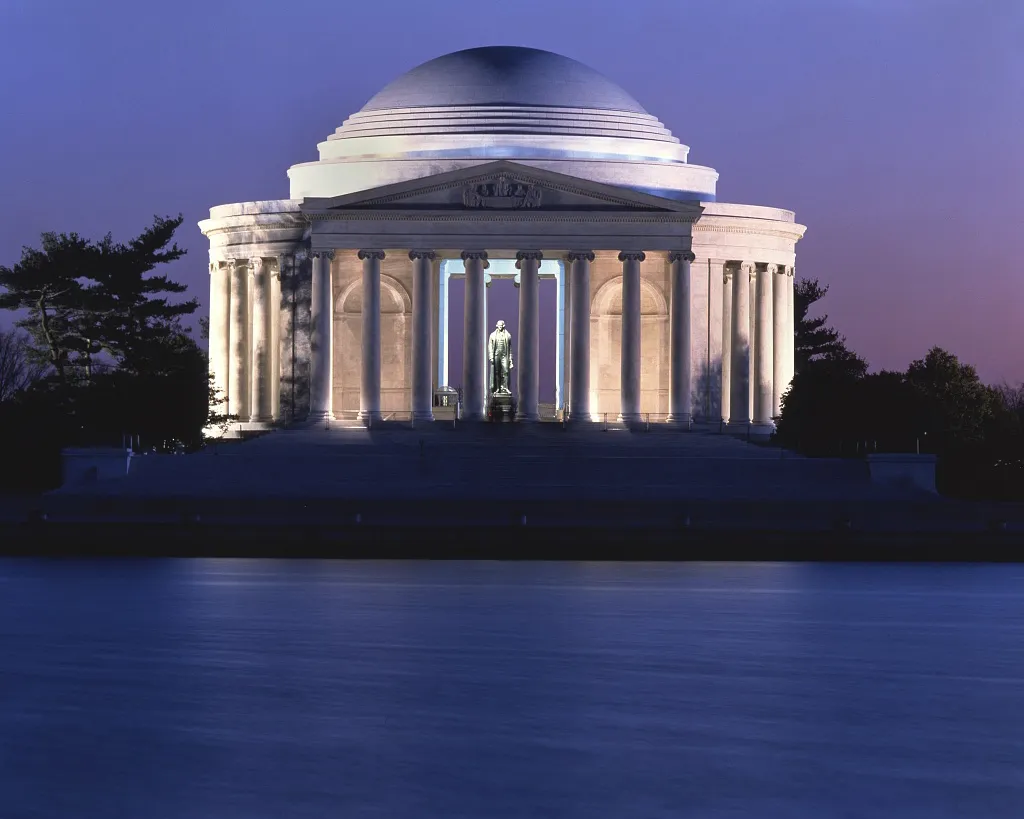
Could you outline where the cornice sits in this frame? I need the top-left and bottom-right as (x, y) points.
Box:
(693, 222), (807, 242)
(304, 210), (698, 225)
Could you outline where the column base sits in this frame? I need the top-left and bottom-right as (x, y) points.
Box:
(307, 410), (331, 423)
(665, 413), (692, 428)
(567, 409), (592, 423)
(411, 411), (435, 424)
(515, 411), (539, 423)
(357, 411), (382, 426)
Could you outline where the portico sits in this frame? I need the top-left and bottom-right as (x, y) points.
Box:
(296, 161), (702, 424)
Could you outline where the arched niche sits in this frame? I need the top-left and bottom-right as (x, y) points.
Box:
(590, 275), (669, 418)
(333, 274), (412, 415)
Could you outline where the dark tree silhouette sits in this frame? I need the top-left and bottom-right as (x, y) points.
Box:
(0, 216), (222, 488)
(0, 232), (92, 381)
(0, 329), (44, 402)
(794, 278), (856, 372)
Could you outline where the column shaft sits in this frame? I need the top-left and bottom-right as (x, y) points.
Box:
(669, 251), (694, 424)
(619, 251), (645, 421)
(249, 258), (272, 422)
(567, 252), (593, 421)
(270, 259), (283, 421)
(748, 273), (756, 421)
(754, 264), (775, 425)
(563, 264), (572, 411)
(308, 250), (334, 421)
(410, 251), (435, 422)
(772, 265), (788, 415)
(721, 268), (733, 423)
(516, 251), (542, 421)
(208, 261), (231, 415)
(358, 250), (384, 423)
(730, 263), (752, 425)
(227, 260), (249, 421)
(786, 269), (796, 391)
(461, 251), (487, 420)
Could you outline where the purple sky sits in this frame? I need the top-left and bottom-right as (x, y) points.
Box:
(1, 0), (1021, 383)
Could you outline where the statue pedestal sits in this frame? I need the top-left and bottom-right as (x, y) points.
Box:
(488, 393), (515, 423)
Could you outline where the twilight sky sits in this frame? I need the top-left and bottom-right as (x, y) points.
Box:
(1, 0), (1021, 384)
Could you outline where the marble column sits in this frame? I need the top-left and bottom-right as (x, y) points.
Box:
(618, 251), (645, 422)
(270, 260), (282, 421)
(516, 250), (542, 422)
(567, 251), (593, 421)
(249, 257), (272, 423)
(754, 264), (775, 426)
(748, 272), (756, 422)
(308, 250), (334, 421)
(461, 251), (488, 420)
(563, 264), (572, 412)
(786, 267), (796, 393)
(668, 250), (695, 425)
(227, 259), (249, 421)
(357, 250), (384, 424)
(208, 261), (231, 414)
(730, 262), (753, 426)
(772, 264), (788, 416)
(721, 267), (733, 424)
(271, 257), (286, 421)
(410, 250), (435, 422)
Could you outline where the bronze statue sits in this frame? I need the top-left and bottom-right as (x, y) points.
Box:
(487, 319), (514, 395)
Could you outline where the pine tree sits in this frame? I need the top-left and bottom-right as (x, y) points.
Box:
(88, 214), (194, 373)
(794, 278), (857, 372)
(0, 232), (92, 381)
(0, 215), (195, 380)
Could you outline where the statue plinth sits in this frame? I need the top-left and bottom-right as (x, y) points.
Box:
(488, 393), (515, 423)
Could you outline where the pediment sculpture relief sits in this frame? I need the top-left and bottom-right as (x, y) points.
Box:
(462, 174), (543, 209)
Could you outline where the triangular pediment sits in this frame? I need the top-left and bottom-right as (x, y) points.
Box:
(301, 161), (701, 215)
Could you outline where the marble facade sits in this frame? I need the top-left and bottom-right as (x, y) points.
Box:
(200, 47), (805, 433)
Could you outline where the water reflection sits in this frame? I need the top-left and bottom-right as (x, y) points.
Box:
(1, 561), (1022, 817)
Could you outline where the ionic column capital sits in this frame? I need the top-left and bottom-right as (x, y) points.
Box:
(618, 251), (646, 263)
(565, 251), (595, 263)
(225, 258), (239, 271)
(787, 267), (796, 278)
(764, 263), (778, 275)
(515, 250), (543, 262)
(248, 257), (264, 275)
(669, 250), (696, 264)
(311, 250), (335, 260)
(357, 249), (385, 261)
(740, 261), (756, 278)
(409, 250), (436, 261)
(209, 261), (218, 274)
(460, 250), (488, 262)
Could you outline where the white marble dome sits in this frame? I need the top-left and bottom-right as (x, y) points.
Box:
(288, 46), (719, 202)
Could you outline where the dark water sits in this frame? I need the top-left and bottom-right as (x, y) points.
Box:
(2, 561), (1023, 818)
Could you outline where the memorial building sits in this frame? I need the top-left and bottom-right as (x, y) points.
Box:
(200, 46), (806, 433)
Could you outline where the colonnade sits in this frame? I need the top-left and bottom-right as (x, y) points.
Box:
(721, 262), (795, 428)
(208, 256), (282, 424)
(210, 249), (792, 429)
(304, 248), (697, 425)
